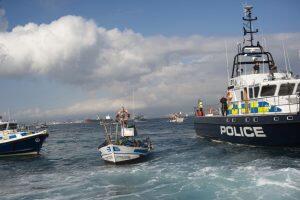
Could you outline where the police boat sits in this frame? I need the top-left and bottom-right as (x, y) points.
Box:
(0, 117), (49, 156)
(98, 108), (153, 164)
(194, 5), (300, 147)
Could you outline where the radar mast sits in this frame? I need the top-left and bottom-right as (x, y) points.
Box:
(243, 5), (258, 47)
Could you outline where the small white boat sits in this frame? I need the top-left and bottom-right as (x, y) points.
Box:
(99, 142), (151, 163)
(169, 112), (185, 123)
(169, 117), (184, 123)
(98, 109), (152, 164)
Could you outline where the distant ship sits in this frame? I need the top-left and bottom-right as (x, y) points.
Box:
(194, 5), (300, 147)
(85, 115), (114, 124)
(84, 118), (100, 124)
(133, 114), (146, 122)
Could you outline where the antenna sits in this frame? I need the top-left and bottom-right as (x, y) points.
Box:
(132, 88), (135, 118)
(242, 5), (258, 46)
(225, 40), (230, 84)
(285, 46), (292, 73)
(282, 41), (289, 73)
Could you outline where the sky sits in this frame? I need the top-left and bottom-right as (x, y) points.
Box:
(0, 0), (300, 121)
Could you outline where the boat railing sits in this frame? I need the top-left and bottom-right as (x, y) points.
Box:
(195, 93), (300, 117)
(194, 104), (222, 116)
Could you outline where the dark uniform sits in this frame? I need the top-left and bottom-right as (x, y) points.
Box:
(220, 97), (228, 116)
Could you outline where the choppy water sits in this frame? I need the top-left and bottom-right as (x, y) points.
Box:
(0, 117), (299, 200)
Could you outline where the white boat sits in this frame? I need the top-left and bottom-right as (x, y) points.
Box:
(98, 110), (152, 164)
(169, 112), (185, 123)
(169, 117), (184, 123)
(99, 142), (151, 163)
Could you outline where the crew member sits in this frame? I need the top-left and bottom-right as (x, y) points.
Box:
(220, 96), (228, 116)
(116, 107), (130, 126)
(253, 60), (260, 74)
(269, 63), (277, 78)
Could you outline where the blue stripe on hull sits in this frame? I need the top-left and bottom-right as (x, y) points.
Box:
(0, 134), (48, 156)
(194, 114), (300, 147)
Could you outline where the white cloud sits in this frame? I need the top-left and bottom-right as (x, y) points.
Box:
(0, 15), (299, 119)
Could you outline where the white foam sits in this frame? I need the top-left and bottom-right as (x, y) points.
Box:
(256, 178), (300, 191)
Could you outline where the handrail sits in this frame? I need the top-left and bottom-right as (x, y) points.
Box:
(195, 94), (300, 116)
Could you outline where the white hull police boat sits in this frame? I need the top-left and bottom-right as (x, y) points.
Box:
(0, 119), (48, 156)
(98, 109), (152, 164)
(194, 6), (300, 147)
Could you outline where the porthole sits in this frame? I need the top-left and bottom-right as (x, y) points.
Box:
(253, 117), (258, 122)
(232, 118), (236, 123)
(245, 117), (250, 122)
(287, 116), (294, 121)
(273, 117), (279, 121)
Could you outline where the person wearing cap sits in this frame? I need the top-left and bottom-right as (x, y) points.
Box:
(253, 60), (260, 74)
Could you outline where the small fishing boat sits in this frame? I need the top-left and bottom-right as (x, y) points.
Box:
(0, 117), (49, 156)
(169, 112), (185, 123)
(98, 108), (152, 164)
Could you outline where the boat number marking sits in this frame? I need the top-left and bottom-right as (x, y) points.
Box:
(220, 126), (266, 137)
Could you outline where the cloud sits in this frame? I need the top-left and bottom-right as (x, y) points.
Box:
(0, 15), (299, 119)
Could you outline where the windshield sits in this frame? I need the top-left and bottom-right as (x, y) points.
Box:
(0, 123), (7, 131)
(8, 123), (18, 130)
(279, 83), (295, 96)
(260, 85), (276, 97)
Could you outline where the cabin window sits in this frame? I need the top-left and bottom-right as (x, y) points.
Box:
(249, 88), (253, 99)
(8, 123), (17, 130)
(296, 84), (300, 94)
(0, 124), (7, 131)
(254, 86), (260, 98)
(278, 83), (295, 96)
(260, 85), (276, 97)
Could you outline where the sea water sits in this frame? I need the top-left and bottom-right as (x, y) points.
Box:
(0, 117), (299, 200)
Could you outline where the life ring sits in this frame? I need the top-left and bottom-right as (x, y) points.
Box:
(226, 91), (233, 102)
(116, 108), (130, 123)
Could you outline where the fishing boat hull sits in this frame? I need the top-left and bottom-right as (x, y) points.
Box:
(98, 144), (150, 164)
(194, 114), (300, 147)
(169, 117), (184, 123)
(0, 130), (49, 156)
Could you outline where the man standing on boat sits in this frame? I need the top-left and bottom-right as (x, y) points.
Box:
(220, 96), (228, 116)
(253, 59), (260, 74)
(116, 107), (130, 126)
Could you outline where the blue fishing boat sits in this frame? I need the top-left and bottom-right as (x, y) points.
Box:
(0, 118), (49, 156)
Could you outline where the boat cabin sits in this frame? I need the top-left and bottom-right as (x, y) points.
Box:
(225, 6), (300, 116)
(0, 122), (18, 132)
